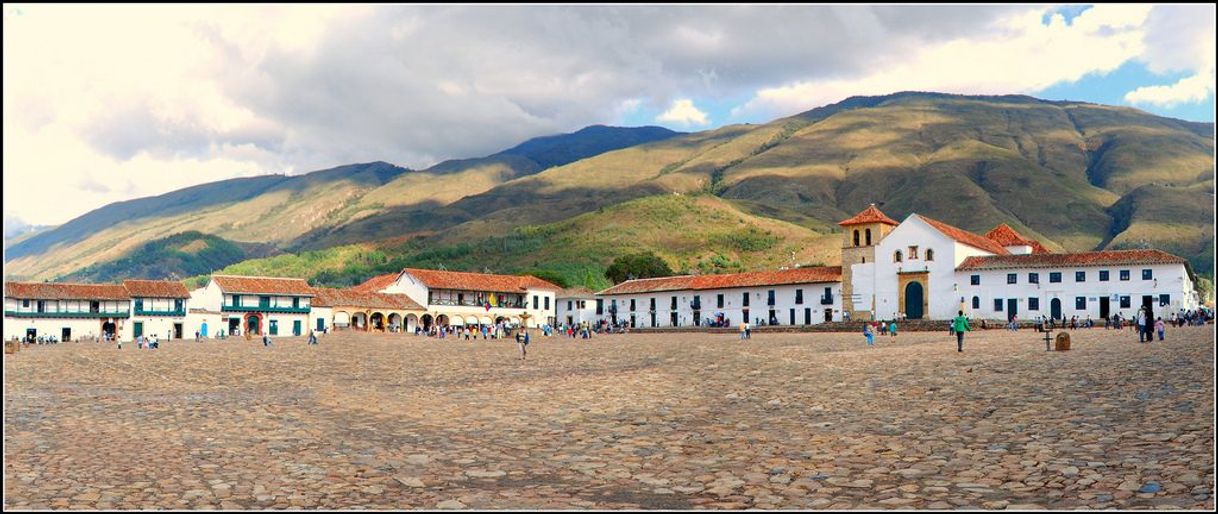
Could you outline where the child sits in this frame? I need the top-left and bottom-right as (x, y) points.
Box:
(863, 322), (874, 346)
(1155, 317), (1165, 341)
(889, 320), (897, 337)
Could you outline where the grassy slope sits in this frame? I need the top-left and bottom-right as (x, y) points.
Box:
(199, 194), (840, 292)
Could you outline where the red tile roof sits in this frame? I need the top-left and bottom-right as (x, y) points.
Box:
(557, 287), (597, 298)
(956, 249), (1186, 271)
(310, 287), (424, 311)
(4, 282), (130, 300)
(403, 268), (562, 293)
(351, 272), (401, 293)
(984, 224), (1050, 254)
(122, 279), (190, 298)
(838, 204), (899, 226)
(211, 275), (315, 296)
(916, 215), (1010, 255)
(597, 266), (842, 295)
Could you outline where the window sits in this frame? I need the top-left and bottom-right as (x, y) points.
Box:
(1159, 294), (1170, 306)
(650, 298), (656, 311)
(1075, 296), (1086, 310)
(865, 228), (872, 246)
(533, 295), (539, 309)
(629, 299), (636, 311)
(1142, 269), (1153, 280)
(853, 230), (860, 247)
(545, 297), (550, 310)
(232, 294), (241, 307)
(742, 292), (749, 307)
(795, 289), (804, 305)
(669, 296), (677, 310)
(970, 275), (980, 286)
(1120, 296), (1131, 308)
(1028, 298), (1039, 311)
(135, 299), (144, 311)
(1007, 273), (1017, 284)
(1075, 271), (1085, 282)
(972, 296), (980, 309)
(1029, 273), (1039, 284)
(1099, 270), (1110, 281)
(1049, 272), (1062, 283)
(767, 290), (775, 306)
(21, 299), (29, 308)
(567, 300), (573, 310)
(909, 246), (919, 259)
(596, 299), (604, 315)
(292, 297), (299, 309)
(994, 299), (1004, 311)
(692, 295), (701, 309)
(894, 250), (903, 262)
(1120, 269), (1130, 281)
(925, 248), (934, 261)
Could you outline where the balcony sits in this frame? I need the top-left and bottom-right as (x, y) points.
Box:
(133, 308), (186, 317)
(820, 295), (834, 305)
(221, 305), (310, 314)
(5, 310), (130, 319)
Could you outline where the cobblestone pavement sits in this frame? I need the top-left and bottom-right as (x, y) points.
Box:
(4, 326), (1214, 510)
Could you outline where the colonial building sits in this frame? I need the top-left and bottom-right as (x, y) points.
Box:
(124, 279), (190, 340)
(594, 267), (843, 328)
(192, 275), (315, 337)
(360, 268), (560, 330)
(4, 282), (131, 342)
(556, 287), (598, 327)
(841, 204), (1199, 322)
(310, 287), (425, 333)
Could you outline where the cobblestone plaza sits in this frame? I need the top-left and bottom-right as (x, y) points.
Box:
(4, 327), (1214, 510)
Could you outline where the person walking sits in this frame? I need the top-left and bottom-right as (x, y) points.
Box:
(307, 330), (318, 345)
(953, 310), (971, 352)
(515, 328), (528, 360)
(1155, 317), (1165, 342)
(889, 320), (897, 337)
(863, 322), (874, 346)
(1136, 307), (1148, 343)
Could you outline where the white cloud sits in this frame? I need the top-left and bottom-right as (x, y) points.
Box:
(656, 99), (710, 127)
(732, 5), (1157, 119)
(1125, 69), (1217, 106)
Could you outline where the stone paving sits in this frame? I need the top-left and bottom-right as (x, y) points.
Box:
(4, 325), (1214, 510)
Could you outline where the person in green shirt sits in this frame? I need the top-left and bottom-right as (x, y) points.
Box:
(953, 310), (971, 352)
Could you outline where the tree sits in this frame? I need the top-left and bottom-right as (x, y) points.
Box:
(605, 251), (674, 284)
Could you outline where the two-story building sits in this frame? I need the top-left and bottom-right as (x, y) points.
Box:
(192, 275), (315, 337)
(594, 267), (843, 328)
(360, 268), (560, 330)
(4, 282), (131, 342)
(124, 279), (190, 340)
(556, 288), (598, 327)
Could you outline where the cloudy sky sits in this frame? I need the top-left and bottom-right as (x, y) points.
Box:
(3, 4), (1214, 228)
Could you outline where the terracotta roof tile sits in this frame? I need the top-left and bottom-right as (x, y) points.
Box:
(122, 279), (190, 298)
(917, 215), (1010, 255)
(957, 249), (1186, 271)
(838, 204), (899, 226)
(351, 273), (400, 293)
(597, 266), (842, 295)
(4, 282), (130, 300)
(403, 268), (562, 293)
(311, 287), (424, 310)
(557, 287), (596, 298)
(984, 224), (1050, 254)
(211, 275), (315, 296)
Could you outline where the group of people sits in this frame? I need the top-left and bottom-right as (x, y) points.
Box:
(129, 334), (160, 350)
(862, 319), (900, 345)
(417, 322), (518, 340)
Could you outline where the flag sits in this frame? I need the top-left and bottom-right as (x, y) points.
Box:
(484, 301), (491, 311)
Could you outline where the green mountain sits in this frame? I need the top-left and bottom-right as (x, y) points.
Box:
(61, 231), (279, 282)
(7, 92), (1213, 288)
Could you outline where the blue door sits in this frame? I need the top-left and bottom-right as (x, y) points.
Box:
(316, 318), (325, 331)
(904, 282), (924, 320)
(200, 322), (208, 337)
